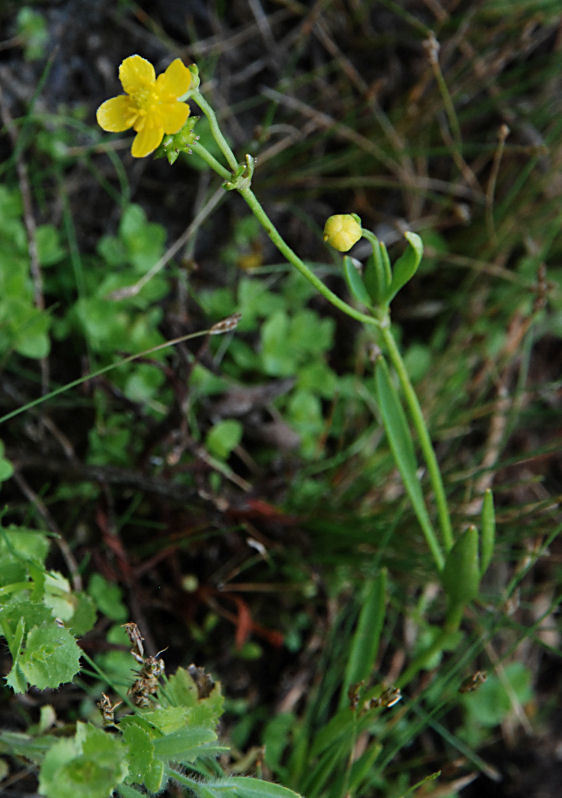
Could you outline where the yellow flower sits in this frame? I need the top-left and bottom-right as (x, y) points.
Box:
(96, 55), (191, 158)
(323, 214), (362, 252)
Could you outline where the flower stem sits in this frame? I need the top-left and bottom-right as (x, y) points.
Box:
(379, 323), (454, 553)
(192, 90), (239, 172)
(396, 603), (463, 687)
(191, 141), (231, 179)
(239, 186), (380, 329)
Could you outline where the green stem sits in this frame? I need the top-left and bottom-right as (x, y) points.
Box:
(191, 93), (381, 328)
(192, 90), (239, 171)
(0, 328), (211, 426)
(190, 96), (452, 553)
(191, 141), (231, 179)
(239, 186), (380, 329)
(396, 604), (463, 688)
(379, 323), (454, 553)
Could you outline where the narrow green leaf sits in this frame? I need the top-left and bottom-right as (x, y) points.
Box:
(227, 776), (304, 797)
(309, 706), (354, 758)
(442, 526), (480, 609)
(374, 358), (442, 569)
(347, 741), (383, 794)
(480, 489), (495, 577)
(116, 786), (146, 798)
(342, 255), (372, 308)
(342, 569), (387, 704)
(386, 232), (423, 303)
(363, 244), (389, 306)
(198, 776), (303, 798)
(153, 726), (216, 760)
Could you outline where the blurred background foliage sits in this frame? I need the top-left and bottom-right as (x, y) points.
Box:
(0, 1), (560, 796)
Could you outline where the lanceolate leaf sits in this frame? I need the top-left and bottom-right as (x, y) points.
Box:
(442, 526), (480, 609)
(342, 256), (372, 308)
(342, 569), (387, 704)
(385, 232), (423, 303)
(480, 489), (495, 577)
(363, 243), (391, 306)
(374, 357), (440, 566)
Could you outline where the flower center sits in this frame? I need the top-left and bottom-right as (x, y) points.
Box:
(131, 87), (155, 113)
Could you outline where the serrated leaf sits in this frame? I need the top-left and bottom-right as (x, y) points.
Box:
(39, 723), (128, 798)
(121, 717), (164, 792)
(0, 527), (49, 564)
(1, 600), (52, 649)
(67, 592), (97, 636)
(5, 663), (28, 693)
(342, 256), (372, 307)
(3, 616), (26, 693)
(386, 232), (423, 303)
(158, 667), (224, 729)
(88, 573), (127, 621)
(141, 706), (193, 735)
(442, 526), (480, 609)
(159, 666), (198, 707)
(19, 623), (81, 690)
(43, 570), (73, 620)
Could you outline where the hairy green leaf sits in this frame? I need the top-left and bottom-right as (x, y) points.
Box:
(39, 723), (128, 798)
(19, 623), (81, 690)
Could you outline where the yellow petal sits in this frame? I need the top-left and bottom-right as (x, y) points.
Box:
(161, 101), (190, 134)
(131, 124), (163, 158)
(156, 58), (191, 98)
(119, 55), (155, 94)
(96, 95), (136, 132)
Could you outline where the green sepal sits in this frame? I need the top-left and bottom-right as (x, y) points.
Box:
(442, 526), (480, 610)
(480, 489), (495, 577)
(385, 232), (423, 303)
(187, 63), (200, 91)
(342, 256), (373, 308)
(157, 116), (200, 165)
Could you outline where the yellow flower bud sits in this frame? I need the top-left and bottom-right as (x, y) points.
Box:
(323, 214), (362, 252)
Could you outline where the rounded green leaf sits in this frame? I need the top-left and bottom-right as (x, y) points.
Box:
(206, 419), (243, 460)
(20, 623), (81, 690)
